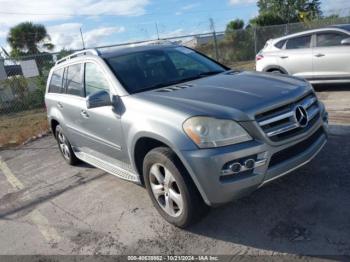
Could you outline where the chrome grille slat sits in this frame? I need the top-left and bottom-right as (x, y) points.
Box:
(266, 123), (300, 137)
(256, 93), (320, 141)
(301, 96), (317, 109)
(259, 111), (294, 126)
(307, 106), (320, 121)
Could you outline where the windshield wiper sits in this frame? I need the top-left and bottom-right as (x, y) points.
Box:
(197, 70), (224, 77)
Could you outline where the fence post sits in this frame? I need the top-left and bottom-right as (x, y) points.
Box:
(209, 18), (219, 61)
(213, 31), (219, 61)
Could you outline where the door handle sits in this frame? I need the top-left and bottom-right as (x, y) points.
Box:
(80, 110), (89, 118)
(315, 53), (325, 58)
(57, 102), (63, 109)
(280, 56), (288, 59)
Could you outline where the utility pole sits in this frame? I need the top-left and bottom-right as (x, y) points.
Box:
(209, 18), (219, 61)
(80, 27), (86, 49)
(155, 22), (160, 40)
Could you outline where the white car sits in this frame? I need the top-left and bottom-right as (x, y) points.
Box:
(256, 24), (350, 84)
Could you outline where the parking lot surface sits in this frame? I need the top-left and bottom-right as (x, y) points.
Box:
(0, 88), (349, 256)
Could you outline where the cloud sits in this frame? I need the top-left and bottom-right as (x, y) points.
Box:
(228, 0), (256, 6)
(322, 0), (350, 15)
(175, 2), (200, 16)
(0, 0), (150, 27)
(182, 3), (200, 10)
(47, 23), (125, 51)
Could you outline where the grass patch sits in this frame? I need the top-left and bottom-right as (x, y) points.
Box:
(0, 108), (49, 147)
(230, 60), (256, 71)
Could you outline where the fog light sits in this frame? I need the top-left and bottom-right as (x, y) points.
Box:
(230, 162), (242, 173)
(244, 159), (255, 169)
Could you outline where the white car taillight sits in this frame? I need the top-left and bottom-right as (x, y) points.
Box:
(256, 55), (264, 61)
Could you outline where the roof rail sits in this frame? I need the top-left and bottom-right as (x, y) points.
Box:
(55, 49), (100, 65)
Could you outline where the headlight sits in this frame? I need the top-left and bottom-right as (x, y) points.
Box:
(183, 116), (252, 148)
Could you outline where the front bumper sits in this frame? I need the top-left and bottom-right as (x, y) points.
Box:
(179, 116), (328, 206)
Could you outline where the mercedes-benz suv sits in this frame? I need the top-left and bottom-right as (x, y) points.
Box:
(45, 43), (328, 227)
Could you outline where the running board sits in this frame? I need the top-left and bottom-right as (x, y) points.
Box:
(75, 151), (140, 183)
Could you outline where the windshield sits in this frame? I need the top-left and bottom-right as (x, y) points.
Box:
(106, 46), (227, 94)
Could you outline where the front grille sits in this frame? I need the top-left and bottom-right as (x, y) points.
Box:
(256, 93), (320, 142)
(269, 127), (324, 168)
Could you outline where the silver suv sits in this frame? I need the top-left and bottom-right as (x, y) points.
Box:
(256, 24), (350, 84)
(45, 44), (328, 227)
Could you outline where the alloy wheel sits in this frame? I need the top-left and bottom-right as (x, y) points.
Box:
(149, 163), (184, 217)
(57, 130), (71, 160)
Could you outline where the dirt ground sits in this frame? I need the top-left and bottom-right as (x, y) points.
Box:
(0, 86), (349, 258)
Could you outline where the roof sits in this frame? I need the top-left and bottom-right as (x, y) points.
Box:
(271, 24), (350, 42)
(99, 43), (177, 59)
(329, 24), (350, 32)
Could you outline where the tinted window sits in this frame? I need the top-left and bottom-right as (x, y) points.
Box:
(85, 63), (110, 96)
(167, 50), (208, 72)
(286, 35), (311, 49)
(275, 40), (286, 49)
(49, 68), (64, 93)
(66, 64), (83, 97)
(106, 47), (226, 94)
(317, 32), (348, 47)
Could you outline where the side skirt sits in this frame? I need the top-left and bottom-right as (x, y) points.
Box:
(75, 151), (141, 183)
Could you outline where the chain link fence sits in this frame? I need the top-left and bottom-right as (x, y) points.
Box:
(1, 15), (350, 116)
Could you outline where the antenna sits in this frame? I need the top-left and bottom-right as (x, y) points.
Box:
(155, 22), (160, 40)
(80, 27), (86, 49)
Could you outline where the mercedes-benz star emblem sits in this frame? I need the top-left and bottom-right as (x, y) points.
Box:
(294, 105), (309, 127)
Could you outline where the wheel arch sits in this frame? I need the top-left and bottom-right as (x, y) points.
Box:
(263, 65), (288, 74)
(131, 134), (209, 205)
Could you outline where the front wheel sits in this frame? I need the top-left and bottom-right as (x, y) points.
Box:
(143, 147), (208, 228)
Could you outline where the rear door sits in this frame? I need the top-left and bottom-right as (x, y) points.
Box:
(59, 62), (87, 148)
(312, 30), (350, 80)
(277, 34), (313, 79)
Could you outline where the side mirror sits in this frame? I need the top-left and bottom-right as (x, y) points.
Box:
(86, 90), (112, 109)
(341, 37), (350, 45)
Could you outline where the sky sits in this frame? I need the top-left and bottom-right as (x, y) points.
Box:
(0, 0), (349, 52)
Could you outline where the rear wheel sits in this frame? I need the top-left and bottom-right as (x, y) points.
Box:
(143, 147), (208, 228)
(55, 125), (79, 165)
(269, 69), (284, 74)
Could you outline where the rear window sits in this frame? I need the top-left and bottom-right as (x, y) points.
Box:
(48, 68), (64, 93)
(286, 35), (311, 49)
(66, 63), (84, 97)
(275, 39), (286, 49)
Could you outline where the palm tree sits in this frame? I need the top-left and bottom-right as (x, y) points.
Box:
(7, 22), (54, 57)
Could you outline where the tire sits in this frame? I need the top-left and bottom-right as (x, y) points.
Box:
(270, 69), (284, 74)
(55, 125), (79, 165)
(143, 147), (208, 228)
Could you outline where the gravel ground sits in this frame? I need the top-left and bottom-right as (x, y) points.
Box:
(0, 87), (349, 258)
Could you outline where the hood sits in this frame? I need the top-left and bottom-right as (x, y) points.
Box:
(135, 71), (312, 121)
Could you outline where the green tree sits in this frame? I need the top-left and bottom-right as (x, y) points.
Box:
(7, 22), (54, 57)
(249, 12), (286, 27)
(225, 19), (244, 33)
(251, 0), (322, 26)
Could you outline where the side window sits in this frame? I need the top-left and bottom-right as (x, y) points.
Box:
(66, 64), (84, 97)
(275, 39), (286, 49)
(49, 68), (64, 93)
(286, 35), (311, 49)
(84, 63), (110, 96)
(316, 32), (348, 47)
